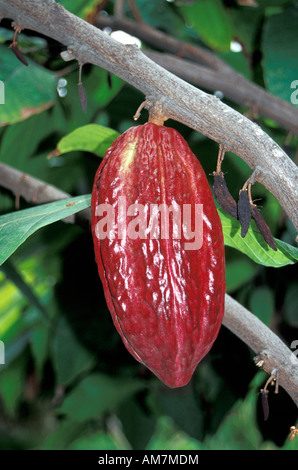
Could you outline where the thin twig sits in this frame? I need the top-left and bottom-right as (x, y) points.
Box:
(216, 145), (225, 174)
(127, 0), (144, 24)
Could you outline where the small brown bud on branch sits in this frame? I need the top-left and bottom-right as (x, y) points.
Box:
(237, 189), (251, 237)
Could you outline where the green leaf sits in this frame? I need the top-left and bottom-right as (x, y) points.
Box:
(118, 396), (157, 450)
(134, 0), (183, 34)
(0, 274), (25, 337)
(56, 0), (106, 20)
(201, 374), (266, 450)
(262, 6), (298, 105)
(0, 194), (91, 266)
(275, 239), (298, 261)
(226, 259), (256, 292)
(53, 124), (120, 158)
(0, 27), (15, 43)
(91, 69), (124, 109)
(179, 0), (233, 52)
(0, 28), (47, 48)
(0, 356), (26, 416)
(0, 46), (57, 126)
(42, 419), (86, 450)
(249, 287), (275, 326)
(57, 67), (124, 132)
(0, 254), (61, 371)
(0, 113), (53, 169)
(67, 431), (120, 450)
(58, 373), (145, 421)
(218, 51), (251, 79)
(52, 317), (95, 386)
(227, 8), (263, 55)
(218, 208), (297, 267)
(153, 386), (204, 441)
(1, 260), (50, 322)
(146, 417), (202, 451)
(283, 283), (298, 327)
(30, 323), (50, 377)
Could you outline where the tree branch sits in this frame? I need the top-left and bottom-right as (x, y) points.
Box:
(98, 11), (239, 73)
(224, 295), (298, 406)
(0, 162), (91, 226)
(0, 0), (297, 234)
(97, 14), (298, 135)
(0, 161), (297, 406)
(144, 50), (298, 135)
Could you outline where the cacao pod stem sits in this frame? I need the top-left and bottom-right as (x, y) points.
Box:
(134, 100), (168, 126)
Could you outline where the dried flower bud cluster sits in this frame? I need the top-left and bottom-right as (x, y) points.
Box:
(213, 168), (277, 251)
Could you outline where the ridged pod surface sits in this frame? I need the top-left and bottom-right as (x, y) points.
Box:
(91, 122), (225, 387)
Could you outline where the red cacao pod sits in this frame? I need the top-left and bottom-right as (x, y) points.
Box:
(91, 122), (225, 388)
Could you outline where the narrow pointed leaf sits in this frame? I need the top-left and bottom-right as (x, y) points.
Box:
(218, 207), (298, 267)
(51, 124), (120, 158)
(0, 195), (91, 266)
